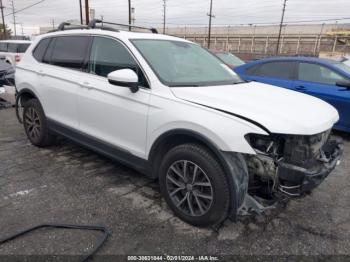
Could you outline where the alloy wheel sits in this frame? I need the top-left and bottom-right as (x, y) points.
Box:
(24, 107), (41, 141)
(166, 160), (213, 217)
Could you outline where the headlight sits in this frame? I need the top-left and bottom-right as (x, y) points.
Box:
(245, 133), (275, 154)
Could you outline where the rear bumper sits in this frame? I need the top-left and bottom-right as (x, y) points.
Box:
(277, 138), (343, 197)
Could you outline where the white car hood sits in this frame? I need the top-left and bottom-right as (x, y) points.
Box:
(171, 82), (339, 135)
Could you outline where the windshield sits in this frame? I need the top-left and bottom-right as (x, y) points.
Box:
(334, 61), (350, 74)
(216, 52), (245, 66)
(131, 39), (243, 87)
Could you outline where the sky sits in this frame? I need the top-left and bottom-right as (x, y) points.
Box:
(2, 0), (350, 35)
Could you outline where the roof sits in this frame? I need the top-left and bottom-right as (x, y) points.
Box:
(0, 40), (32, 44)
(254, 56), (340, 65)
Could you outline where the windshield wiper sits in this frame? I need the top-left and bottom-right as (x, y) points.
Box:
(169, 84), (200, 87)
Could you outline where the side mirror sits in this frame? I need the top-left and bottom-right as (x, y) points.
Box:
(107, 69), (139, 93)
(336, 80), (350, 89)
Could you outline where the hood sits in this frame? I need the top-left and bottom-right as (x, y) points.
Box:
(171, 82), (339, 135)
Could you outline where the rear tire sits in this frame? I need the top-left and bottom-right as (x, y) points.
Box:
(23, 98), (54, 147)
(159, 143), (231, 227)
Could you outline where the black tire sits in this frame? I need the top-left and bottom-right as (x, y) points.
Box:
(159, 143), (231, 227)
(23, 98), (54, 147)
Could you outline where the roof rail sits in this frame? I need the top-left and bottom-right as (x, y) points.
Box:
(88, 19), (158, 34)
(48, 22), (88, 32)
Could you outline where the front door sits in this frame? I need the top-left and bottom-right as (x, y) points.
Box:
(77, 36), (151, 159)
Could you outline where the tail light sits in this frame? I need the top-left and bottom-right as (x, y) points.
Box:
(15, 55), (21, 63)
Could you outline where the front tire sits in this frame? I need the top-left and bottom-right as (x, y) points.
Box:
(159, 143), (231, 227)
(23, 98), (54, 147)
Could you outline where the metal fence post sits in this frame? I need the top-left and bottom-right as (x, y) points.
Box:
(265, 36), (269, 54)
(251, 36), (254, 53)
(313, 36), (318, 56)
(296, 36), (301, 55)
(280, 36), (284, 54)
(332, 36), (338, 55)
(238, 37), (241, 52)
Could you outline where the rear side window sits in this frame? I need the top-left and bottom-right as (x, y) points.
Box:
(33, 38), (51, 62)
(298, 63), (346, 85)
(0, 42), (8, 52)
(7, 43), (18, 53)
(50, 36), (90, 70)
(247, 61), (295, 80)
(5, 43), (30, 53)
(17, 43), (30, 53)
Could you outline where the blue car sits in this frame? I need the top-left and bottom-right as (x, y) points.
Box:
(235, 57), (350, 132)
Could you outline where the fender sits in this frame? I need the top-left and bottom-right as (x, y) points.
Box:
(15, 88), (39, 124)
(149, 128), (248, 220)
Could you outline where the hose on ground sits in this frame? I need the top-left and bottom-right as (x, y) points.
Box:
(0, 223), (109, 262)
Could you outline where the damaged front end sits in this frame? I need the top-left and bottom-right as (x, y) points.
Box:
(239, 130), (343, 215)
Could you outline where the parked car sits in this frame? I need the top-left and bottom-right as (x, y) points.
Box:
(0, 60), (15, 105)
(15, 20), (342, 227)
(0, 40), (32, 66)
(0, 60), (14, 85)
(235, 57), (350, 132)
(210, 50), (245, 68)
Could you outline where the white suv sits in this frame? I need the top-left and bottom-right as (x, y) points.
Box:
(15, 20), (342, 227)
(0, 40), (32, 65)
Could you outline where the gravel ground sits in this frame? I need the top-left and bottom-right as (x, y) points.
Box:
(0, 108), (349, 261)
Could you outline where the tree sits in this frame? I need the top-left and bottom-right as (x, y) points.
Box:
(0, 24), (12, 39)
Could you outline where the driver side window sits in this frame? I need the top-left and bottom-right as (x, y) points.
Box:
(298, 63), (346, 85)
(88, 36), (149, 87)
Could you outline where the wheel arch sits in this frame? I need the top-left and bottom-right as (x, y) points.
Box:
(148, 129), (247, 220)
(17, 88), (39, 105)
(149, 129), (224, 175)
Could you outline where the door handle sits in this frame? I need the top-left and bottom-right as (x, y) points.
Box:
(295, 86), (306, 91)
(80, 81), (93, 90)
(37, 70), (45, 76)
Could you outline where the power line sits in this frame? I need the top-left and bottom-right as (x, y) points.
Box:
(4, 0), (47, 17)
(131, 16), (350, 26)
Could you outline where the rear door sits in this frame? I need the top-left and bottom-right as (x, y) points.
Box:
(293, 62), (350, 130)
(243, 61), (296, 89)
(36, 35), (91, 130)
(77, 36), (151, 158)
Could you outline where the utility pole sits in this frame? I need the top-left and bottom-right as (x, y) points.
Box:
(131, 7), (135, 25)
(163, 0), (166, 34)
(79, 0), (83, 24)
(207, 0), (215, 49)
(19, 22), (23, 35)
(51, 19), (55, 29)
(128, 0), (131, 31)
(84, 0), (89, 25)
(276, 0), (287, 55)
(0, 0), (6, 39)
(10, 0), (16, 36)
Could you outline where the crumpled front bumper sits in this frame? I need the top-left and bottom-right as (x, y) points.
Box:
(277, 138), (343, 197)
